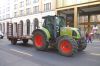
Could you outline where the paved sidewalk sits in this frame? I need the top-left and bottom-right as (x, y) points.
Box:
(86, 39), (100, 44)
(93, 39), (100, 42)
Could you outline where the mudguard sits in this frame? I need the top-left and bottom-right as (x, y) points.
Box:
(32, 27), (51, 40)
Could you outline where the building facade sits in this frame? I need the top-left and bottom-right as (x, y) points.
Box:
(56, 0), (100, 35)
(0, 0), (14, 34)
(0, 0), (100, 36)
(0, 0), (56, 35)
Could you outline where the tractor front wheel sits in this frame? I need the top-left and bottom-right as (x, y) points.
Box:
(33, 30), (48, 51)
(57, 36), (78, 56)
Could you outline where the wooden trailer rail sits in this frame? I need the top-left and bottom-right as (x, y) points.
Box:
(7, 22), (13, 39)
(17, 24), (23, 37)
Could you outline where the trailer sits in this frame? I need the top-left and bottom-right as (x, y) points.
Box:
(7, 22), (32, 45)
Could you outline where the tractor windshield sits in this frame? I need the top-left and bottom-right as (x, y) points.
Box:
(42, 16), (66, 28)
(77, 29), (81, 37)
(55, 17), (66, 27)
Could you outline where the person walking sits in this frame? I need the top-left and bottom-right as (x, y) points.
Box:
(85, 32), (93, 43)
(88, 33), (92, 43)
(85, 32), (89, 43)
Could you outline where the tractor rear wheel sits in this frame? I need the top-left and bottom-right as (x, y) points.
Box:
(57, 36), (78, 56)
(78, 38), (87, 51)
(32, 30), (48, 51)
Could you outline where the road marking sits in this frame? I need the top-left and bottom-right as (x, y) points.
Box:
(10, 49), (33, 56)
(90, 53), (100, 56)
(94, 47), (100, 49)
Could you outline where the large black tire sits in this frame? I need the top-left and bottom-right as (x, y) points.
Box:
(32, 30), (48, 51)
(57, 36), (78, 56)
(23, 39), (28, 44)
(78, 38), (87, 51)
(11, 39), (17, 45)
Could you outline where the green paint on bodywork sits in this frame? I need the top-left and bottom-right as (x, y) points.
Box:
(60, 27), (81, 39)
(41, 27), (51, 39)
(60, 27), (72, 37)
(71, 28), (81, 39)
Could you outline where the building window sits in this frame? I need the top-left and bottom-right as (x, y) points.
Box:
(14, 12), (17, 17)
(3, 9), (5, 13)
(0, 10), (1, 14)
(26, 8), (31, 15)
(6, 14), (10, 18)
(14, 0), (18, 2)
(14, 4), (17, 9)
(3, 15), (5, 19)
(20, 10), (24, 16)
(33, 0), (39, 3)
(20, 1), (24, 7)
(44, 0), (47, 1)
(64, 0), (75, 5)
(33, 6), (39, 14)
(26, 0), (31, 6)
(44, 3), (51, 12)
(7, 7), (10, 12)
(44, 0), (51, 2)
(0, 16), (1, 19)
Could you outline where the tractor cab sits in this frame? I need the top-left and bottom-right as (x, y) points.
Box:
(42, 16), (66, 39)
(42, 15), (81, 40)
(32, 15), (87, 56)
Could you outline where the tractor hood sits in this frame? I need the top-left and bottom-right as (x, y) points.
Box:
(60, 27), (72, 37)
(60, 27), (81, 39)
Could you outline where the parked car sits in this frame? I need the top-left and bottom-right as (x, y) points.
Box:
(0, 31), (4, 39)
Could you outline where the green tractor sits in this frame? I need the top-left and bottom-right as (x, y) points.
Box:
(32, 15), (87, 56)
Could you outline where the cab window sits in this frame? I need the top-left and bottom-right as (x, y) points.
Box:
(72, 30), (77, 36)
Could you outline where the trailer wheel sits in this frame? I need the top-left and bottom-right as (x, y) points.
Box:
(11, 39), (17, 45)
(33, 30), (48, 51)
(23, 39), (28, 44)
(57, 36), (78, 56)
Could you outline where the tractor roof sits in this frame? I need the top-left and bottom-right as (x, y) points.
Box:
(42, 15), (64, 19)
(71, 27), (79, 31)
